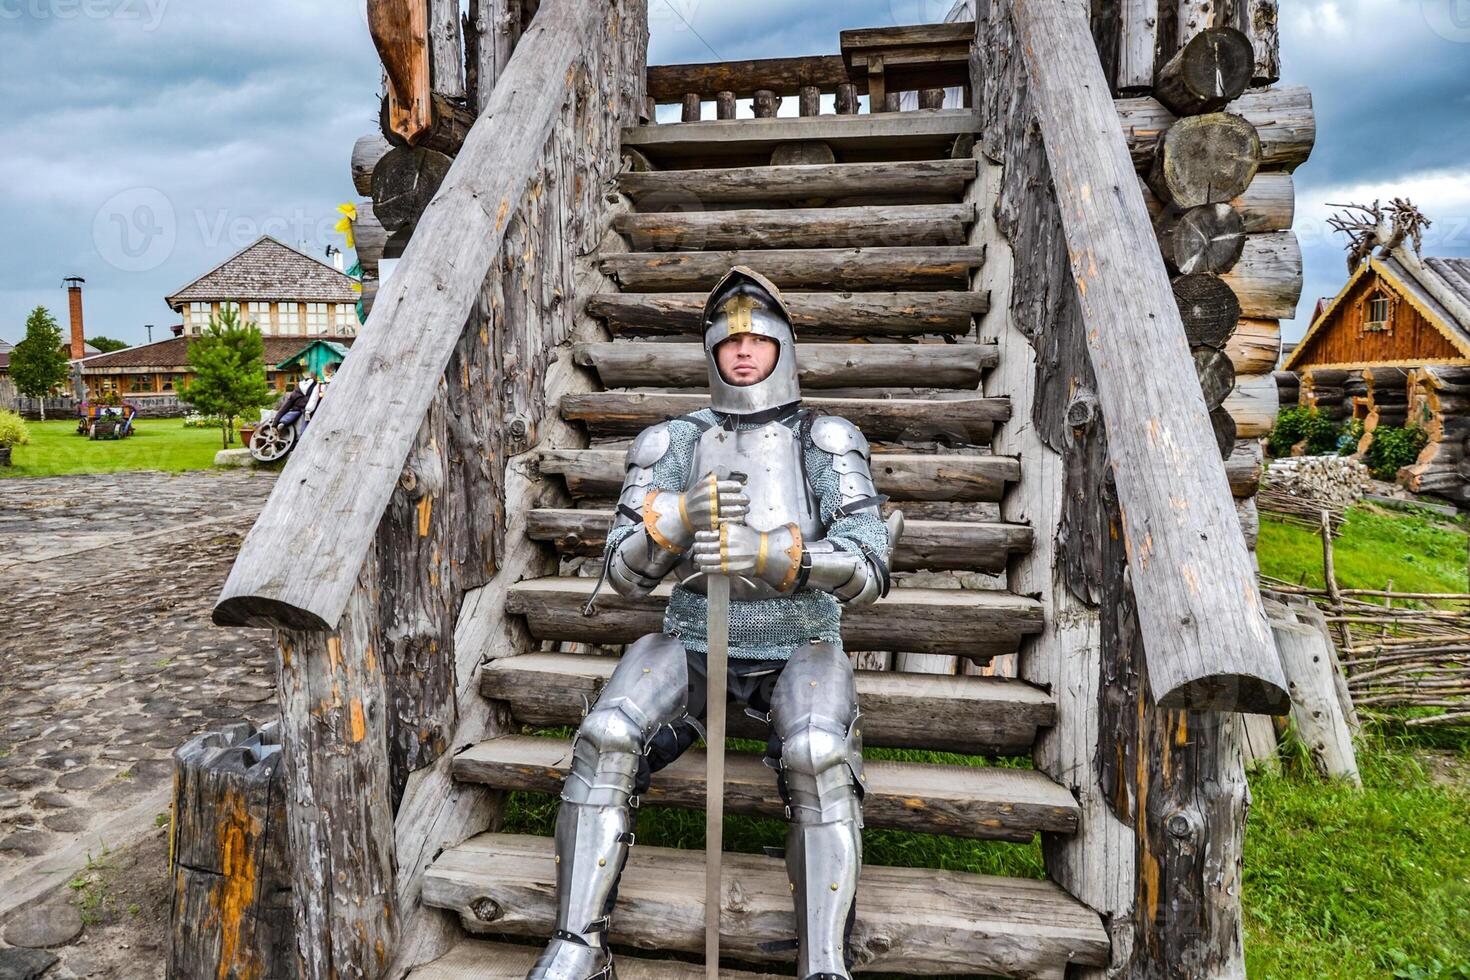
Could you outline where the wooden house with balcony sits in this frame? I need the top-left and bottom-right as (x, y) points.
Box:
(196, 1), (1320, 977)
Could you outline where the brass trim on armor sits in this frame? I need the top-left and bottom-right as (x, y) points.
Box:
(722, 293), (756, 335)
(777, 522), (804, 593)
(757, 532), (770, 576)
(719, 523), (730, 575)
(708, 473), (719, 530)
(677, 493), (694, 533)
(642, 490), (682, 555)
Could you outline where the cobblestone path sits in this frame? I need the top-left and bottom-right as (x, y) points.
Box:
(0, 469), (279, 904)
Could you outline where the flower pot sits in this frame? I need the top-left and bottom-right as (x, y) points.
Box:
(240, 425), (257, 446)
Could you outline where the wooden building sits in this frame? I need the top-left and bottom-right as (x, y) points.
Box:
(78, 236), (361, 413)
(1284, 248), (1470, 501)
(1286, 250), (1470, 376)
(167, 235), (361, 338)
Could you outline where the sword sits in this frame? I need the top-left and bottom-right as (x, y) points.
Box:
(704, 470), (745, 979)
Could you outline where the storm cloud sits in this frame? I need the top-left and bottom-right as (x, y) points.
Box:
(1, 0), (1467, 345)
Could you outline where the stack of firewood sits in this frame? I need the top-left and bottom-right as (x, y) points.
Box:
(1258, 455), (1371, 531)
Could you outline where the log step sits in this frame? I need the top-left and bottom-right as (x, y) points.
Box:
(538, 448), (1020, 503)
(587, 290), (989, 339)
(421, 834), (1111, 976)
(410, 940), (783, 979)
(572, 341), (993, 391)
(600, 246), (986, 292)
(560, 391), (1007, 445)
(481, 653), (1057, 757)
(614, 203), (975, 251)
(454, 735), (1080, 842)
(620, 108), (982, 164)
(506, 577), (1044, 660)
(617, 159), (978, 208)
(527, 508), (1032, 574)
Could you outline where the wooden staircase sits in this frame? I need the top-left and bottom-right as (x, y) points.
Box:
(210, 3), (1307, 977)
(408, 98), (1112, 978)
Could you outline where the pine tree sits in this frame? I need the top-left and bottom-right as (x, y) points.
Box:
(9, 306), (70, 422)
(179, 309), (275, 450)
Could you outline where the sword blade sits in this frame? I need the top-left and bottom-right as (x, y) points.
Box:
(704, 572), (730, 979)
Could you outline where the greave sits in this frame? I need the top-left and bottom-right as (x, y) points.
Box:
(785, 805), (863, 979)
(526, 801), (630, 979)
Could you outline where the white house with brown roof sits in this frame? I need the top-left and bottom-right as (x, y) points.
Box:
(77, 237), (360, 411)
(167, 236), (361, 338)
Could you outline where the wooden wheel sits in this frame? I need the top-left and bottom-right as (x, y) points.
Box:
(250, 422), (297, 463)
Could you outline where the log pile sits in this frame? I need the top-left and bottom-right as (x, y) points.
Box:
(1258, 455), (1371, 532)
(1401, 365), (1470, 506)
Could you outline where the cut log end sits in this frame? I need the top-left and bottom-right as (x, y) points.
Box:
(1157, 672), (1291, 715)
(1154, 28), (1255, 116)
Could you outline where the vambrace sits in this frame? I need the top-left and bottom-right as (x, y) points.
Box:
(607, 524), (682, 598)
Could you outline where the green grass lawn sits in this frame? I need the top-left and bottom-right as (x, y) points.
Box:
(1257, 503), (1469, 594)
(0, 418), (236, 479)
(1244, 726), (1470, 979)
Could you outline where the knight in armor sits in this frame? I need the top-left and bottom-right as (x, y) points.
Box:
(530, 267), (896, 980)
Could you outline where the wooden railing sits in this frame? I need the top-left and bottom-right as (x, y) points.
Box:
(211, 0), (647, 976)
(974, 0), (1288, 972)
(645, 21), (973, 120)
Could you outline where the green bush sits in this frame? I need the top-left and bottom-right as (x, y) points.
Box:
(0, 410), (29, 448)
(1339, 417), (1366, 456)
(1267, 407), (1343, 457)
(1365, 425), (1430, 481)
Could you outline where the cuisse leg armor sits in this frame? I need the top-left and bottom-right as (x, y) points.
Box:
(529, 633), (690, 980)
(770, 641), (865, 980)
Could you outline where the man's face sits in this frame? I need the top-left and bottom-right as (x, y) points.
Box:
(715, 334), (780, 387)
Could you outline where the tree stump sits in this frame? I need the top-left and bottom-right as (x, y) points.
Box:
(169, 721), (296, 980)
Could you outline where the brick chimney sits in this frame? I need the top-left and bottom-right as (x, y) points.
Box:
(64, 277), (86, 359)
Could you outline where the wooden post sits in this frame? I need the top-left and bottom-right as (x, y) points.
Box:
(716, 90), (736, 119)
(799, 84), (821, 116)
(682, 92), (702, 122)
(1271, 620), (1362, 784)
(752, 88), (779, 117)
(169, 722), (295, 980)
(369, 0), (433, 143)
(975, 3), (1279, 971)
(428, 0), (465, 100)
(836, 82), (859, 115)
(277, 576), (398, 979)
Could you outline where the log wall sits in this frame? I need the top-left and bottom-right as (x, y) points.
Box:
(1403, 366), (1470, 505)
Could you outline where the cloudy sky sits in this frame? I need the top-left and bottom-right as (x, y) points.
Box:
(1, 0), (1468, 348)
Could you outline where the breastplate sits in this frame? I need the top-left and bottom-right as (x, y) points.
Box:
(677, 418), (822, 600)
